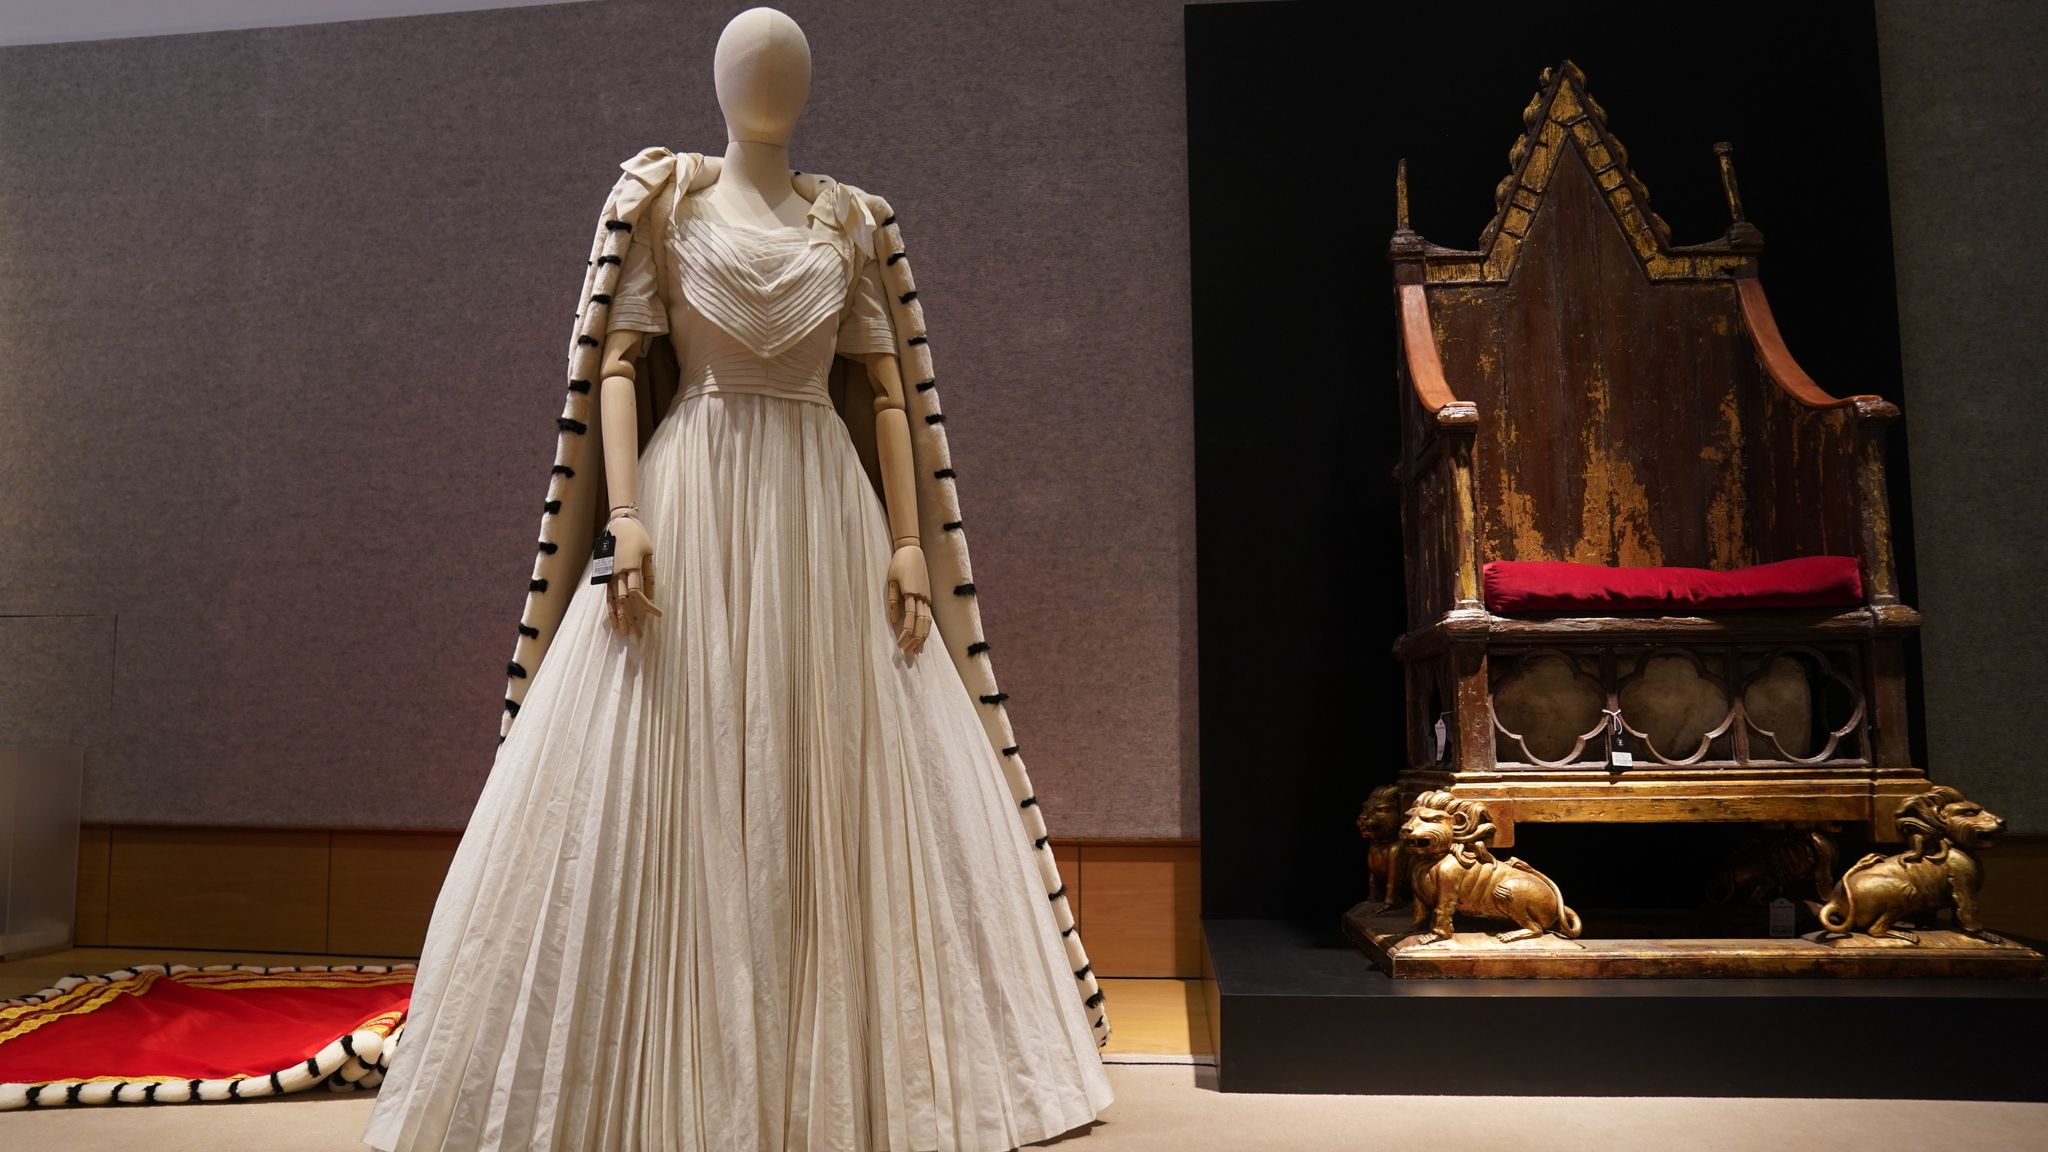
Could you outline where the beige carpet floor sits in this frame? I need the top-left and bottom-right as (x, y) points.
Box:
(6, 1065), (2045, 1151)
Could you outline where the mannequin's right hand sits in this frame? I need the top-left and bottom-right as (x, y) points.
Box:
(605, 515), (663, 638)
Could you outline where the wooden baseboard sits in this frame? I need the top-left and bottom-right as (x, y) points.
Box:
(69, 824), (2048, 977)
(67, 823), (2048, 977)
(1077, 844), (1203, 977)
(71, 827), (1205, 977)
(74, 826), (462, 956)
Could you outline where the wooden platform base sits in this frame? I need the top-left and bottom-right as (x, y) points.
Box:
(1208, 918), (2048, 1097)
(1343, 903), (2047, 979)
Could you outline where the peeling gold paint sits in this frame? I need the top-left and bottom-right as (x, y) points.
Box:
(1551, 86), (1584, 124)
(1490, 348), (1550, 560)
(1567, 361), (1663, 567)
(1523, 126), (1560, 192)
(1702, 388), (1753, 568)
(1500, 481), (1548, 560)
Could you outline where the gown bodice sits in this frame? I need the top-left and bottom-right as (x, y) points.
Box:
(605, 186), (897, 408)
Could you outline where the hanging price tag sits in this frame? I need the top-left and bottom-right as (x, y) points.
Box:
(1768, 897), (1796, 938)
(589, 531), (617, 585)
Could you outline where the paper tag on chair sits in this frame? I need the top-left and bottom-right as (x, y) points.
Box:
(1604, 708), (1632, 769)
(1769, 897), (1796, 938)
(1433, 716), (1449, 761)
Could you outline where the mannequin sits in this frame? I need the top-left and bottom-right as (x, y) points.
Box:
(364, 9), (1110, 1151)
(601, 11), (929, 653)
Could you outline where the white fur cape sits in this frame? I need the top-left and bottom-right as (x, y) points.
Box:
(498, 149), (1107, 1047)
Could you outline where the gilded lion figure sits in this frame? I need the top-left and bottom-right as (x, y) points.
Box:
(1814, 786), (2007, 944)
(1355, 784), (1406, 905)
(1401, 790), (1582, 945)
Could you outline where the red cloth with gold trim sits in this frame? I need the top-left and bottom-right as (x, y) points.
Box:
(0, 964), (412, 1108)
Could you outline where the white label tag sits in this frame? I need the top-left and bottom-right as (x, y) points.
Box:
(1610, 750), (1634, 768)
(591, 555), (615, 580)
(1769, 897), (1796, 938)
(1433, 716), (1449, 760)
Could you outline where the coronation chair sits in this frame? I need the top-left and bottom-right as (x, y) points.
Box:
(1389, 63), (1924, 849)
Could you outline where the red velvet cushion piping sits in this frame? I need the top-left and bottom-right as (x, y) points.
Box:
(1483, 556), (1865, 614)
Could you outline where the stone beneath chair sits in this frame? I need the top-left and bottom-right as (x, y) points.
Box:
(1483, 556), (1866, 615)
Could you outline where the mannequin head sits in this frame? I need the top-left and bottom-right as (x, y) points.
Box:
(714, 7), (811, 146)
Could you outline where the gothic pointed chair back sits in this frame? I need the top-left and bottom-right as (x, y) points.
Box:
(1390, 62), (1924, 845)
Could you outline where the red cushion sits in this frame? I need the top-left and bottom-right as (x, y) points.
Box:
(1483, 556), (1864, 614)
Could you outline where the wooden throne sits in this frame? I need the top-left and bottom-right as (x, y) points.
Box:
(1388, 62), (1928, 849)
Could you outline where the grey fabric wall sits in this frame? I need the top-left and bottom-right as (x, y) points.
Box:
(0, 0), (1198, 835)
(1877, 0), (2048, 830)
(5, 0), (2042, 836)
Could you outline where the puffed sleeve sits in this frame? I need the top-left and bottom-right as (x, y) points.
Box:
(605, 225), (668, 336)
(835, 253), (896, 357)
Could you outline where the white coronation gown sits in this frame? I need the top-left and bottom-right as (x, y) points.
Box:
(362, 186), (1112, 1152)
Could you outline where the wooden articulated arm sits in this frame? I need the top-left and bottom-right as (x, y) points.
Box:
(1734, 277), (1903, 607)
(1398, 283), (1484, 615)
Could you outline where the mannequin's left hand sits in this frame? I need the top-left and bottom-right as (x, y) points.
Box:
(887, 543), (932, 656)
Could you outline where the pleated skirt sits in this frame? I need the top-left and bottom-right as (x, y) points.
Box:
(362, 391), (1111, 1152)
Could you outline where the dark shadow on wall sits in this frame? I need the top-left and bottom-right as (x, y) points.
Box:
(1189, 0), (1909, 922)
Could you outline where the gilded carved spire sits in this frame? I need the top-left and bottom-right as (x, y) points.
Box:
(1414, 60), (1755, 284)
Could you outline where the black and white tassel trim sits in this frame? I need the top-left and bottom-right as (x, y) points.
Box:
(506, 193), (633, 748)
(0, 965), (413, 1111)
(872, 193), (1107, 1046)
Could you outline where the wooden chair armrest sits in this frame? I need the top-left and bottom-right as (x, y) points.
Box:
(1736, 278), (1906, 604)
(1735, 279), (1898, 421)
(1398, 279), (1486, 613)
(1400, 284), (1479, 430)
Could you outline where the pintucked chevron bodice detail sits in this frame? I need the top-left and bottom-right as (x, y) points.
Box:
(678, 217), (853, 361)
(600, 187), (896, 410)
